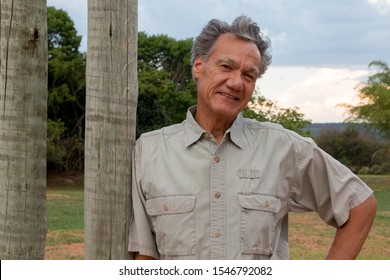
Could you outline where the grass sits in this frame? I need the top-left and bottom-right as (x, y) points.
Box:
(289, 174), (390, 259)
(45, 172), (390, 260)
(45, 172), (84, 259)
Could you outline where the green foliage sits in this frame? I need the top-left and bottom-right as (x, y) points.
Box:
(47, 119), (84, 171)
(243, 95), (312, 137)
(47, 119), (67, 169)
(315, 124), (390, 174)
(344, 60), (390, 138)
(47, 7), (82, 57)
(136, 32), (196, 137)
(47, 7), (85, 171)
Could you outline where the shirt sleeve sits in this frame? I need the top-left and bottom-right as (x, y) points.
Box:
(289, 138), (373, 228)
(128, 140), (159, 259)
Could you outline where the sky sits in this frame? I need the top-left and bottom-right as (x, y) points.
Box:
(47, 0), (390, 123)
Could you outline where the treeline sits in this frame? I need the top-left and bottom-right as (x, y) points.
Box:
(314, 124), (390, 175)
(47, 7), (389, 174)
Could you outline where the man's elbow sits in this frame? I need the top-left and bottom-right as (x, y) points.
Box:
(351, 194), (377, 224)
(363, 194), (377, 218)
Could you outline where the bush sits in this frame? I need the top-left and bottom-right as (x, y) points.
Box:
(358, 166), (371, 175)
(370, 165), (383, 175)
(47, 119), (84, 171)
(47, 119), (67, 170)
(315, 125), (388, 174)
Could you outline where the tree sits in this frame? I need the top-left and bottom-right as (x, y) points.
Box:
(84, 0), (138, 259)
(244, 95), (312, 137)
(47, 6), (81, 57)
(137, 32), (196, 137)
(47, 6), (85, 171)
(344, 60), (390, 138)
(0, 0), (47, 259)
(315, 124), (387, 173)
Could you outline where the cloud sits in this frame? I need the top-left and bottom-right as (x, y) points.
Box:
(48, 0), (390, 67)
(367, 0), (390, 14)
(262, 0), (390, 67)
(257, 67), (368, 122)
(138, 0), (390, 67)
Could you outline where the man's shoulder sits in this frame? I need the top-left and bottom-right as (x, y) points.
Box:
(137, 122), (185, 142)
(241, 117), (312, 143)
(243, 117), (283, 130)
(242, 117), (286, 133)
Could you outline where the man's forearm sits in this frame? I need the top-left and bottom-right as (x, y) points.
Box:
(134, 252), (156, 260)
(326, 194), (377, 259)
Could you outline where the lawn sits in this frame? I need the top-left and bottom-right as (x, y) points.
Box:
(46, 172), (84, 259)
(289, 175), (390, 259)
(45, 173), (390, 259)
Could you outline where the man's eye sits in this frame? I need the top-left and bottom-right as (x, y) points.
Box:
(245, 74), (256, 82)
(221, 64), (231, 70)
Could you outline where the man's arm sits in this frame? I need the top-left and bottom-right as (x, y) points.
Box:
(326, 194), (377, 259)
(134, 252), (156, 260)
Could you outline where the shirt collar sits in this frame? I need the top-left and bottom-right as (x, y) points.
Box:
(184, 106), (244, 148)
(229, 113), (244, 148)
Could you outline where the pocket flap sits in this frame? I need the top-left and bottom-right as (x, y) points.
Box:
(238, 194), (281, 213)
(146, 195), (195, 216)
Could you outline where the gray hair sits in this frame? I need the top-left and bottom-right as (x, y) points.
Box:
(191, 15), (272, 77)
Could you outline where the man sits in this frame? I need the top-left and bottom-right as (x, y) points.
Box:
(128, 16), (377, 260)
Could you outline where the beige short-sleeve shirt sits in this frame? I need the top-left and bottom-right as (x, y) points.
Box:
(128, 106), (373, 260)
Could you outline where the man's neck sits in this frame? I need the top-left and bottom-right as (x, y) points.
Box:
(194, 108), (235, 144)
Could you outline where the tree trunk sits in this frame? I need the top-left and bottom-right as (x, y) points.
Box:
(84, 0), (138, 259)
(0, 0), (47, 259)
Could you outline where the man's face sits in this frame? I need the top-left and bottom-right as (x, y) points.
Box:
(193, 33), (261, 122)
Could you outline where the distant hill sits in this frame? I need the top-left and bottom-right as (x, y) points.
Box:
(307, 123), (386, 140)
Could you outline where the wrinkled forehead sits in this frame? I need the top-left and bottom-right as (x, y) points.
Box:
(210, 33), (261, 69)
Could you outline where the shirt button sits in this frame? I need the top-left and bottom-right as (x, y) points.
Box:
(204, 132), (211, 140)
(213, 156), (220, 163)
(215, 192), (221, 199)
(163, 203), (169, 212)
(215, 230), (222, 238)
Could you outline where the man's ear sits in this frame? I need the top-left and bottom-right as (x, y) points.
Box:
(192, 56), (203, 80)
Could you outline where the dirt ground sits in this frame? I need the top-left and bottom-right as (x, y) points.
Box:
(46, 170), (84, 189)
(45, 243), (84, 260)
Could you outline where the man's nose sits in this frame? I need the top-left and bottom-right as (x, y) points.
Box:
(226, 71), (244, 91)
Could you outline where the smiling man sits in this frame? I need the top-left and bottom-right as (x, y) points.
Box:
(193, 32), (261, 144)
(128, 16), (377, 260)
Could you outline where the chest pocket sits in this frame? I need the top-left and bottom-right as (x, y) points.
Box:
(238, 194), (281, 256)
(146, 195), (196, 256)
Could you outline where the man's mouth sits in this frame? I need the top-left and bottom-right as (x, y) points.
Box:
(219, 92), (240, 101)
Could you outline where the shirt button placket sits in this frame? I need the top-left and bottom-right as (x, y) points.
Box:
(210, 145), (226, 259)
